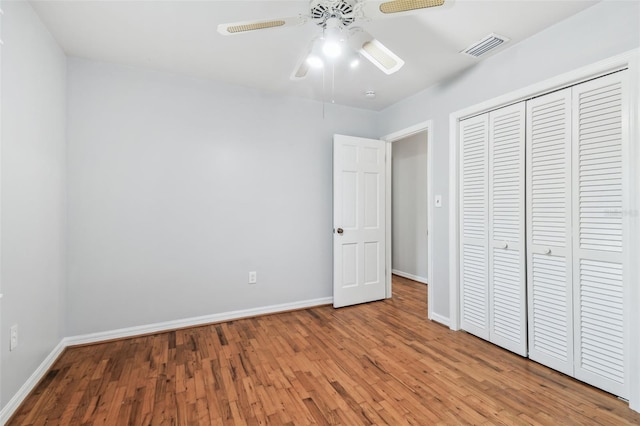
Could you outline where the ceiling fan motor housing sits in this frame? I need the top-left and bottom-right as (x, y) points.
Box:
(310, 0), (357, 28)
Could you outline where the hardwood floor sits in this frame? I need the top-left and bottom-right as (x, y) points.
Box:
(9, 275), (640, 425)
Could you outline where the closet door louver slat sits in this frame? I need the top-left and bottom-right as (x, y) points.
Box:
(488, 103), (527, 356)
(460, 114), (490, 339)
(572, 72), (628, 399)
(526, 88), (574, 376)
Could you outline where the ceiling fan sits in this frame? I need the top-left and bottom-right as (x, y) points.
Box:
(218, 0), (448, 80)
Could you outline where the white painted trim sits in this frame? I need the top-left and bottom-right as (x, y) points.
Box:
(64, 297), (333, 346)
(0, 340), (66, 424)
(449, 113), (461, 330)
(392, 269), (428, 285)
(626, 52), (640, 413)
(385, 142), (393, 299)
(383, 121), (432, 142)
(382, 120), (434, 320)
(449, 48), (640, 411)
(430, 312), (451, 328)
(426, 122), (434, 322)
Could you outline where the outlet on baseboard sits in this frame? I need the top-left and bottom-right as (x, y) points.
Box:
(248, 271), (257, 284)
(10, 324), (18, 351)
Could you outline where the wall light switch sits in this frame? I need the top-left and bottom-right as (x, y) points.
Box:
(435, 195), (443, 208)
(248, 271), (257, 284)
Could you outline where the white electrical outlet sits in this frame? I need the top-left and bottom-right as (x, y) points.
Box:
(248, 271), (257, 284)
(10, 324), (18, 351)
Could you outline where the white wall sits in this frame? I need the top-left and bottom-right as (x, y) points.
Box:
(392, 132), (428, 281)
(378, 0), (640, 320)
(66, 58), (379, 335)
(0, 0), (67, 409)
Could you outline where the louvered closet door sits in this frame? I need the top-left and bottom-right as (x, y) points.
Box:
(526, 88), (574, 376)
(488, 103), (527, 356)
(572, 71), (628, 398)
(460, 114), (490, 340)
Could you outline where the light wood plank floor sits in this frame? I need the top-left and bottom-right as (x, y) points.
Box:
(9, 276), (640, 425)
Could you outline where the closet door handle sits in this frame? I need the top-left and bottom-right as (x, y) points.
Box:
(544, 248), (552, 255)
(500, 242), (509, 249)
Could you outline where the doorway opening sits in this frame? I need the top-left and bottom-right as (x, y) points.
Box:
(383, 121), (433, 320)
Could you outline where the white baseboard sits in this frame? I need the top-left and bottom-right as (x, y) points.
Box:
(429, 312), (451, 327)
(0, 296), (332, 422)
(0, 340), (66, 424)
(392, 269), (428, 284)
(64, 296), (333, 347)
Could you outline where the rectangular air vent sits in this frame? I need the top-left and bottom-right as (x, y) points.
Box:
(461, 33), (509, 58)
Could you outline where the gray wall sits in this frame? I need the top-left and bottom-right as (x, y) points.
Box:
(378, 0), (640, 321)
(392, 132), (428, 281)
(66, 58), (379, 335)
(1, 0), (67, 408)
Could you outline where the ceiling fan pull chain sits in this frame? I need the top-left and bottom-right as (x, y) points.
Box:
(332, 63), (336, 104)
(322, 63), (326, 119)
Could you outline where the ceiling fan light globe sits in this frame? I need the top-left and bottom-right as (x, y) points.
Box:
(322, 41), (342, 58)
(306, 55), (324, 68)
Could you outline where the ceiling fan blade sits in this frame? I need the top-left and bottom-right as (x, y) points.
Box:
(290, 37), (320, 80)
(217, 16), (307, 36)
(349, 28), (404, 75)
(361, 0), (448, 19)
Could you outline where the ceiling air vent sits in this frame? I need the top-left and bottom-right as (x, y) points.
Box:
(461, 33), (509, 58)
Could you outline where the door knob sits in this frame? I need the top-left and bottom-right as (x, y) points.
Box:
(336, 228), (344, 235)
(545, 248), (552, 255)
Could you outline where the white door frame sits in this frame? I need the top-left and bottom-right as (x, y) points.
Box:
(448, 49), (640, 411)
(382, 120), (434, 320)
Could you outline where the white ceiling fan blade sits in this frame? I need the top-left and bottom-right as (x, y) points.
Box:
(290, 37), (322, 81)
(361, 0), (449, 20)
(349, 28), (404, 75)
(217, 16), (306, 36)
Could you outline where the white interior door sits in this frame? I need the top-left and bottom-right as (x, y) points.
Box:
(526, 88), (574, 376)
(488, 103), (527, 356)
(333, 134), (386, 308)
(571, 71), (628, 398)
(459, 114), (490, 340)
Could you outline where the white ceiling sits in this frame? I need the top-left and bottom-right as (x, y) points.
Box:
(31, 0), (598, 110)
